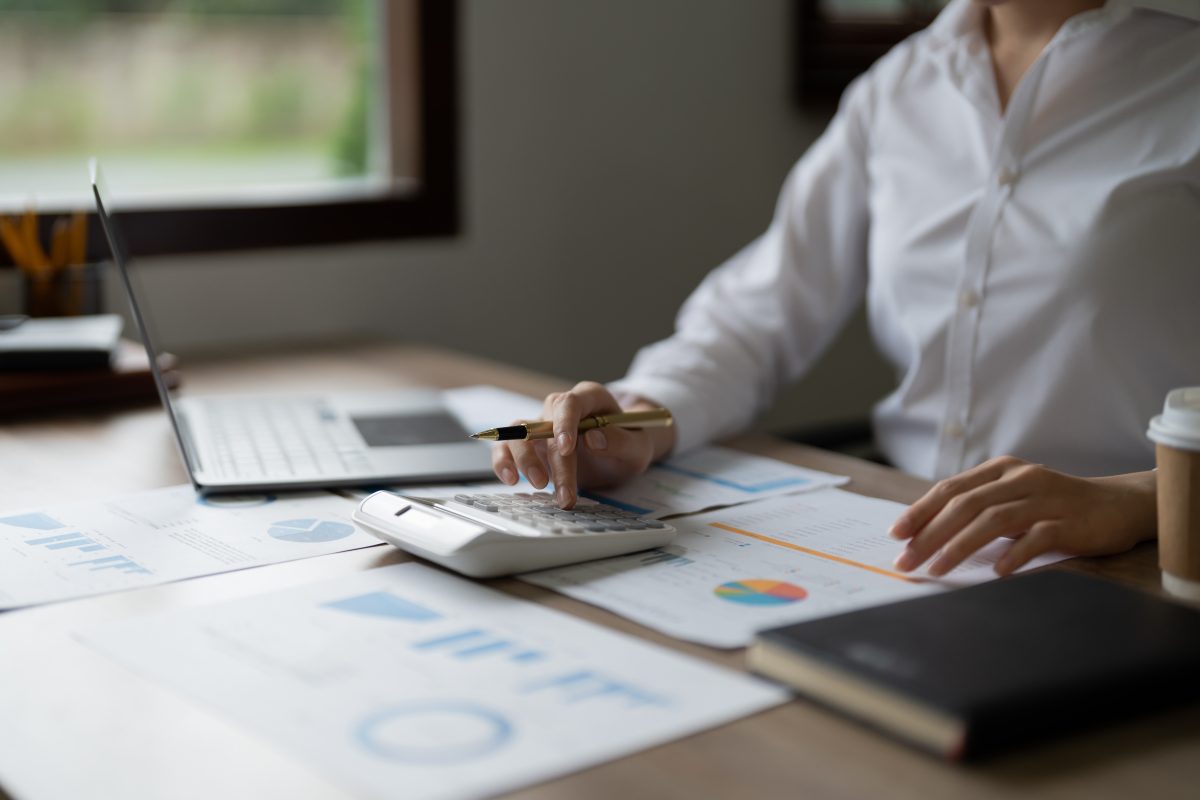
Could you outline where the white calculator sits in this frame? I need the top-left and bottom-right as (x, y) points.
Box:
(353, 490), (676, 577)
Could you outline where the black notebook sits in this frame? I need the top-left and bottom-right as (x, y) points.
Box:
(0, 314), (122, 370)
(748, 571), (1200, 761)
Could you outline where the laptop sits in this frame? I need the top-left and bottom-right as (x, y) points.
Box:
(90, 160), (493, 494)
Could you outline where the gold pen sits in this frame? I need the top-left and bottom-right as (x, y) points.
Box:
(470, 408), (673, 441)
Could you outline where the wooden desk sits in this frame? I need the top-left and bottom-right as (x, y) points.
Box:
(0, 343), (1194, 800)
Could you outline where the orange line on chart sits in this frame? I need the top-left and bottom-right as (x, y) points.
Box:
(708, 522), (926, 584)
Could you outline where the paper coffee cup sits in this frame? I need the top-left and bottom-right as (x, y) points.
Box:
(1147, 388), (1200, 602)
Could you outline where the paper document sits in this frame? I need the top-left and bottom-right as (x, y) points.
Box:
(588, 445), (848, 518)
(0, 485), (378, 609)
(82, 563), (786, 800)
(522, 489), (1070, 648)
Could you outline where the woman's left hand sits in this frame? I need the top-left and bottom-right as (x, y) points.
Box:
(889, 456), (1157, 577)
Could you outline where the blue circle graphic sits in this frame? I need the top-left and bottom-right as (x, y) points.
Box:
(268, 518), (355, 543)
(354, 701), (513, 764)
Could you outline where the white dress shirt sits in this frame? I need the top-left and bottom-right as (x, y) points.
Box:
(610, 0), (1200, 480)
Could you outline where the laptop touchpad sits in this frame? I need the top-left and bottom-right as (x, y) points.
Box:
(351, 412), (469, 447)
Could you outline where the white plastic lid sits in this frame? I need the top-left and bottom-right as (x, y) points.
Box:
(1147, 387), (1200, 452)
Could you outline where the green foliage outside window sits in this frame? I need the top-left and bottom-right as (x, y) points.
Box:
(0, 0), (377, 197)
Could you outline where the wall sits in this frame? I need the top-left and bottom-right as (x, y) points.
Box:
(2, 0), (902, 435)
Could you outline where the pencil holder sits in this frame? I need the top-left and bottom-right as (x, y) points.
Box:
(22, 262), (105, 317)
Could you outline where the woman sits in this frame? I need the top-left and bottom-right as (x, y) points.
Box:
(492, 0), (1199, 577)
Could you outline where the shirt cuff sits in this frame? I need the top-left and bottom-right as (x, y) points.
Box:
(606, 376), (711, 458)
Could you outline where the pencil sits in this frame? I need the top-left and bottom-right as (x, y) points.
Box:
(470, 408), (673, 442)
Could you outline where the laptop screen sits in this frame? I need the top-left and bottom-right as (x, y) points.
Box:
(90, 159), (199, 477)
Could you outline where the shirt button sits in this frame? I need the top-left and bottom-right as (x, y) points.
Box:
(944, 421), (965, 439)
(997, 167), (1018, 187)
(959, 290), (980, 309)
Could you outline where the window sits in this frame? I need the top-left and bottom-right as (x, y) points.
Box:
(794, 0), (943, 108)
(0, 0), (457, 258)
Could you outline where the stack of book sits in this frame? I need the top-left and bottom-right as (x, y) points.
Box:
(0, 315), (178, 417)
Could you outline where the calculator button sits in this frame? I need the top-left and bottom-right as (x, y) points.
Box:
(643, 520), (667, 529)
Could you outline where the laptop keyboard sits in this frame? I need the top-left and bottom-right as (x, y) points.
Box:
(201, 398), (372, 479)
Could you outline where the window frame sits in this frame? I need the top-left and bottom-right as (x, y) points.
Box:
(3, 0), (458, 267)
(793, 0), (937, 109)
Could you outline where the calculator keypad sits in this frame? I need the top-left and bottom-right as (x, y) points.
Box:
(445, 492), (667, 536)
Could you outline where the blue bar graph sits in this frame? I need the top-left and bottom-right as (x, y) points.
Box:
(46, 537), (100, 551)
(323, 591), (442, 622)
(69, 554), (151, 575)
(25, 532), (107, 555)
(412, 629), (545, 665)
(456, 640), (515, 658)
(25, 533), (87, 546)
(413, 629), (488, 651)
(521, 670), (668, 708)
(0, 512), (65, 530)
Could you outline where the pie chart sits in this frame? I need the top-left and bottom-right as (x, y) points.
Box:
(354, 701), (513, 763)
(714, 579), (808, 606)
(268, 518), (355, 543)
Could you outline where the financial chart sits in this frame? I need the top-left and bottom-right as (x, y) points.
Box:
(83, 563), (784, 800)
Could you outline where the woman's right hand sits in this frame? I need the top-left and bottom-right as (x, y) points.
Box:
(490, 381), (675, 509)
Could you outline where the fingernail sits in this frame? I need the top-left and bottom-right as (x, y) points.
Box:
(585, 429), (607, 450)
(556, 486), (572, 507)
(894, 552), (916, 572)
(500, 467), (516, 485)
(529, 466), (547, 487)
(557, 432), (572, 455)
(889, 521), (908, 539)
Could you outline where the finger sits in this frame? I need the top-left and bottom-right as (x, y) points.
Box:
(547, 433), (578, 508)
(490, 444), (519, 485)
(538, 393), (573, 494)
(582, 426), (647, 462)
(577, 427), (654, 487)
(894, 476), (1032, 572)
(994, 521), (1062, 576)
(890, 456), (1020, 540)
(551, 381), (620, 458)
(508, 435), (550, 489)
(551, 392), (582, 457)
(548, 383), (622, 506)
(925, 500), (1034, 577)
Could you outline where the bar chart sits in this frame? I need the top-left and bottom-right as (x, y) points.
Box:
(24, 532), (107, 554)
(70, 555), (152, 575)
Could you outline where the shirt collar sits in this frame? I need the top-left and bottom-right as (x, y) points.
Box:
(925, 0), (1135, 51)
